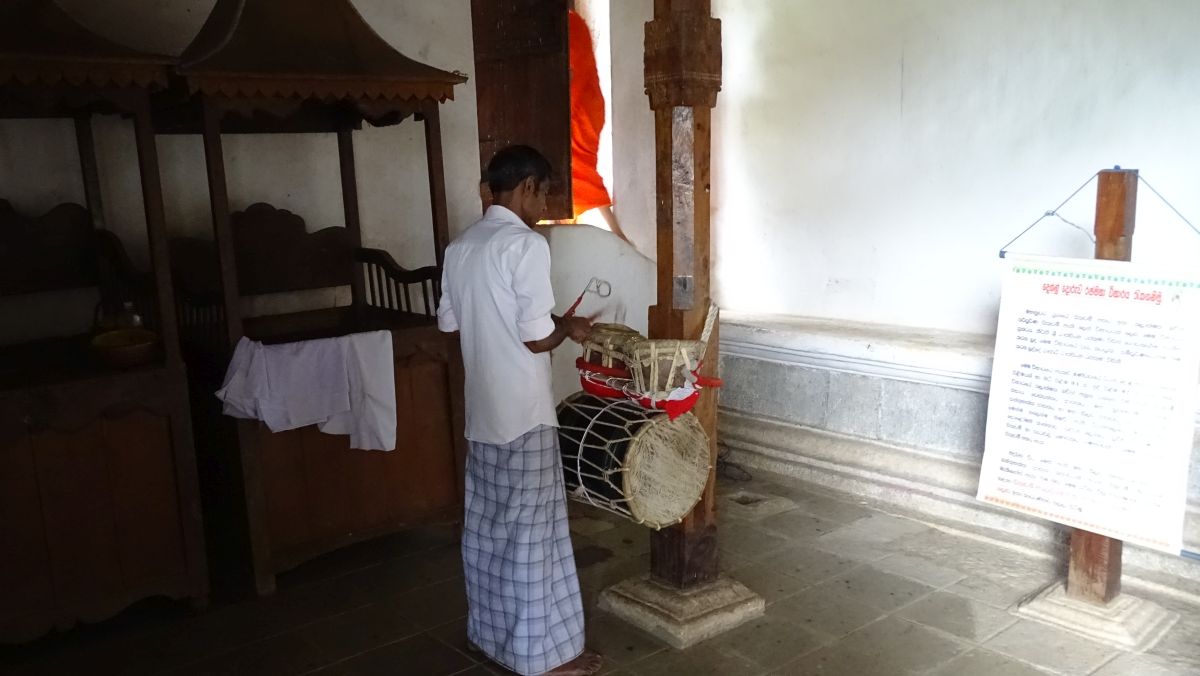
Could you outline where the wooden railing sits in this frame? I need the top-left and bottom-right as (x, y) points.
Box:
(355, 248), (439, 318)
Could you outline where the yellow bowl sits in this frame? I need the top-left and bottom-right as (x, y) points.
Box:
(92, 329), (159, 368)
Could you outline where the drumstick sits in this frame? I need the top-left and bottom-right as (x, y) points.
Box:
(564, 290), (588, 317)
(564, 277), (612, 318)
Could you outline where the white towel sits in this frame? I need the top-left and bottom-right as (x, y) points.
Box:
(318, 331), (397, 451)
(216, 330), (397, 451)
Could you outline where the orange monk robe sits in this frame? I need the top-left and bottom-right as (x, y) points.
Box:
(569, 10), (611, 218)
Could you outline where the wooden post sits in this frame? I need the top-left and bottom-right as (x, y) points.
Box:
(645, 0), (723, 589)
(73, 114), (106, 231)
(200, 97), (274, 595)
(422, 102), (451, 269)
(75, 112), (115, 320)
(131, 95), (183, 365)
(337, 129), (366, 311)
(200, 99), (244, 346)
(1066, 168), (1137, 605)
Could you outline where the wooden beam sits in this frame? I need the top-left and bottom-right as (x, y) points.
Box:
(76, 112), (118, 326)
(337, 129), (366, 311)
(131, 92), (210, 600)
(1067, 168), (1138, 606)
(73, 114), (106, 231)
(200, 98), (274, 594)
(423, 102), (451, 269)
(645, 0), (723, 590)
(200, 99), (244, 347)
(1094, 169), (1137, 262)
(130, 95), (182, 366)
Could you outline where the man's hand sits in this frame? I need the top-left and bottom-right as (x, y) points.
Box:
(525, 314), (595, 354)
(563, 316), (593, 344)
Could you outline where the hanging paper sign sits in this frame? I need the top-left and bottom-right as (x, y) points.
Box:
(978, 254), (1200, 553)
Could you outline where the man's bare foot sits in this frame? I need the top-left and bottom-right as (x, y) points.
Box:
(544, 649), (603, 675)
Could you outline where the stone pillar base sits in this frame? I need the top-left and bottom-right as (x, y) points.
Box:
(1016, 582), (1179, 652)
(597, 573), (764, 649)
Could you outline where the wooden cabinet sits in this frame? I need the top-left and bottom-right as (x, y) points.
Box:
(171, 204), (467, 595)
(256, 331), (463, 574)
(0, 366), (207, 643)
(0, 0), (208, 643)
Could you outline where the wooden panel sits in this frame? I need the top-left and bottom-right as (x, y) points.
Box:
(256, 334), (461, 575)
(400, 356), (459, 513)
(232, 203), (354, 296)
(299, 425), (356, 543)
(0, 200), (97, 296)
(341, 435), (388, 533)
(31, 424), (123, 608)
(103, 411), (186, 585)
(170, 204), (356, 301)
(259, 426), (314, 551)
(470, 0), (571, 218)
(0, 432), (54, 628)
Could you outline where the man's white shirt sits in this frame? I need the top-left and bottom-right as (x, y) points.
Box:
(437, 205), (559, 445)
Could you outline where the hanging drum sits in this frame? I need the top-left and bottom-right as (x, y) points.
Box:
(578, 323), (644, 399)
(557, 392), (710, 529)
(580, 323), (643, 372)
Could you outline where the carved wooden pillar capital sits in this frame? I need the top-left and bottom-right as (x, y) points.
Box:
(644, 8), (722, 110)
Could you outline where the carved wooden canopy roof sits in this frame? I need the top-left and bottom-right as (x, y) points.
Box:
(177, 0), (466, 106)
(0, 0), (171, 91)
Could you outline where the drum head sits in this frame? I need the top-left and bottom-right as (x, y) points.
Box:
(624, 412), (709, 529)
(590, 323), (642, 340)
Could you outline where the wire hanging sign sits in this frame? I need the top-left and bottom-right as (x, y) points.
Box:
(997, 166), (1200, 258)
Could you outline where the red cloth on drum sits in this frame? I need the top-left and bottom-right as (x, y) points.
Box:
(632, 391), (700, 421)
(577, 371), (702, 421)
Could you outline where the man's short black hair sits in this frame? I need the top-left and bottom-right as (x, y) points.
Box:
(486, 145), (553, 194)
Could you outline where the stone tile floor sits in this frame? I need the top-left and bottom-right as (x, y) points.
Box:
(2, 470), (1197, 675)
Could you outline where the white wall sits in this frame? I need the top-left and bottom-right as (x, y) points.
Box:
(607, 0), (657, 260)
(712, 0), (1200, 336)
(0, 0), (481, 341)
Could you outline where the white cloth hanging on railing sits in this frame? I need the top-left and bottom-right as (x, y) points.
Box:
(216, 330), (396, 451)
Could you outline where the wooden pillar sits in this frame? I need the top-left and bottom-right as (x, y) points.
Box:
(75, 113), (116, 319)
(200, 97), (274, 594)
(200, 98), (244, 346)
(73, 114), (106, 231)
(129, 92), (208, 597)
(645, 0), (723, 589)
(130, 95), (182, 365)
(422, 102), (451, 269)
(1066, 168), (1137, 605)
(337, 129), (367, 311)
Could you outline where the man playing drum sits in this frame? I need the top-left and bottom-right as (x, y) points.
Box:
(437, 145), (603, 676)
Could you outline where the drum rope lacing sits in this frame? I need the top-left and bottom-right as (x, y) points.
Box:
(572, 397), (663, 524)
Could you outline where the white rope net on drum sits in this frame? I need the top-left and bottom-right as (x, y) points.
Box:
(559, 396), (664, 524)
